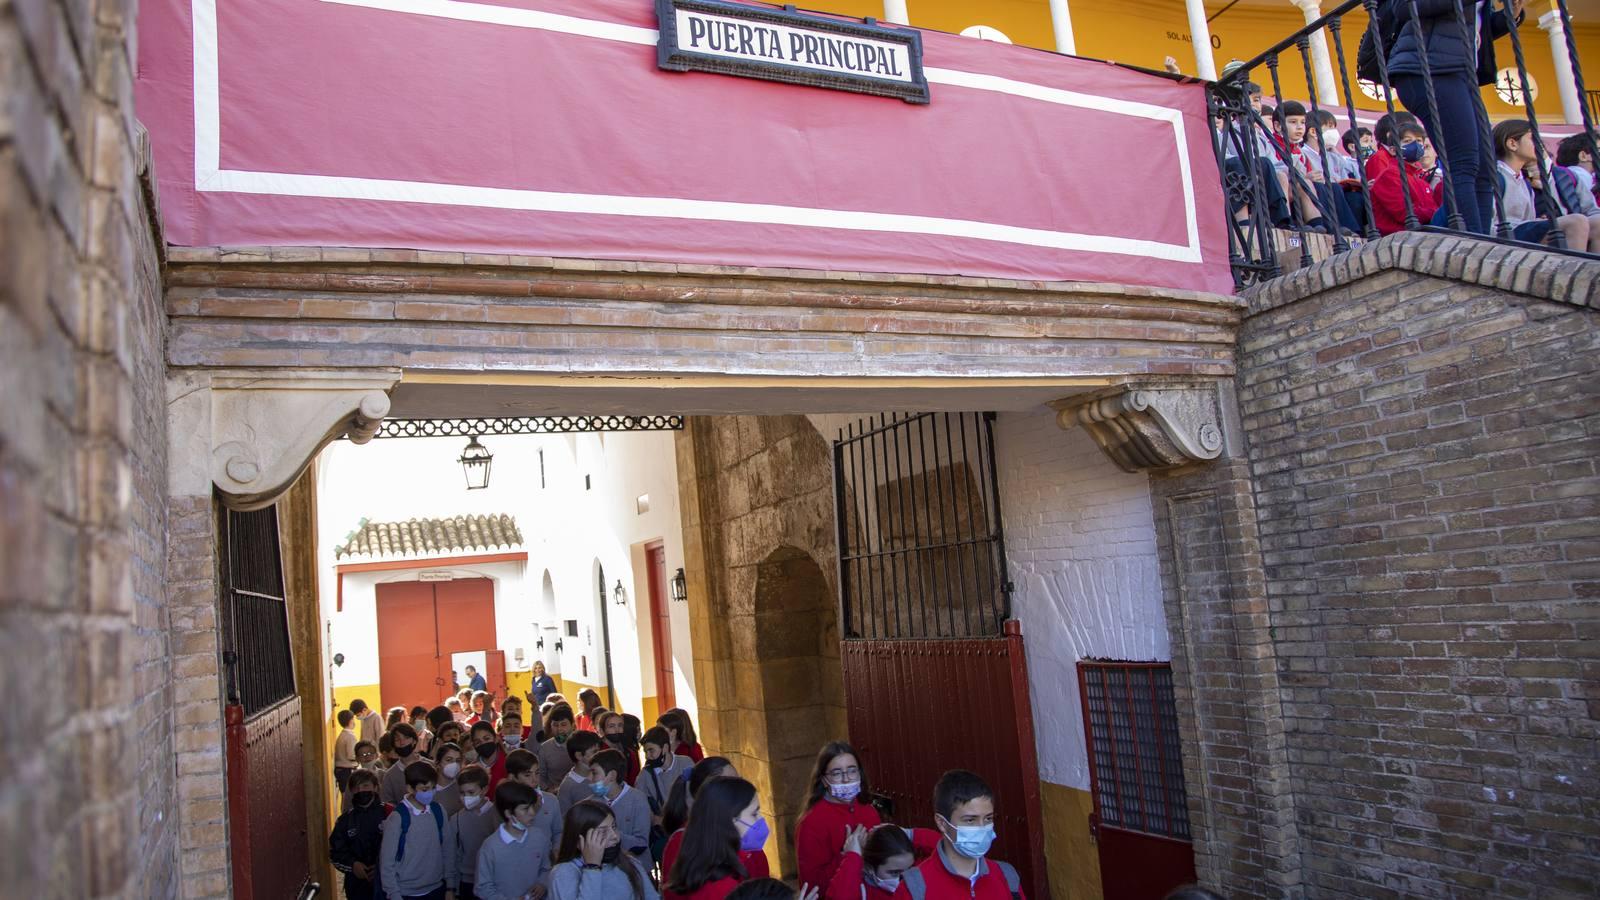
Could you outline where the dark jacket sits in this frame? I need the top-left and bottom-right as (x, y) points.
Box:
(330, 801), (390, 893)
(1382, 0), (1519, 86)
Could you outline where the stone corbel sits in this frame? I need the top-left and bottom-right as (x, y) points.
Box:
(169, 369), (402, 510)
(1053, 383), (1228, 473)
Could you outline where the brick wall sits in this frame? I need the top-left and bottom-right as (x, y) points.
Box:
(1231, 234), (1600, 897)
(2, 0), (175, 895)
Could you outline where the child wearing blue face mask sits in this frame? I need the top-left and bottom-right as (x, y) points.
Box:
(378, 760), (449, 900)
(591, 748), (653, 858)
(897, 770), (1024, 900)
(558, 731), (606, 816)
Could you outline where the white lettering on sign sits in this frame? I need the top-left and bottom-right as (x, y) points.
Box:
(673, 8), (913, 84)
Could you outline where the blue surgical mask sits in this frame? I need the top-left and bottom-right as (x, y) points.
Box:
(828, 780), (862, 802)
(942, 818), (996, 859)
(738, 817), (770, 852)
(591, 782), (610, 798)
(864, 870), (902, 893)
(414, 789), (436, 806)
(1400, 140), (1425, 163)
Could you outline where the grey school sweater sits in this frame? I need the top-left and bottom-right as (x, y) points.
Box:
(442, 800), (502, 889)
(537, 738), (575, 790)
(532, 788), (564, 848)
(558, 770), (598, 816)
(379, 800), (447, 900)
(379, 753), (425, 805)
(635, 754), (691, 815)
(434, 779), (463, 817)
(546, 856), (660, 900)
(474, 824), (553, 900)
(605, 784), (653, 855)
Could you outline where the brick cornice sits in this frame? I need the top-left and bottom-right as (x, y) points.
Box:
(1242, 231), (1600, 317)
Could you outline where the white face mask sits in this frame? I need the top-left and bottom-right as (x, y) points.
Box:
(441, 762), (461, 779)
(462, 794), (484, 810)
(1322, 128), (1341, 151)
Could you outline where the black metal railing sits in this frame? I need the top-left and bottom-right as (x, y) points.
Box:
(222, 506), (297, 717)
(1209, 0), (1599, 288)
(831, 412), (1012, 640)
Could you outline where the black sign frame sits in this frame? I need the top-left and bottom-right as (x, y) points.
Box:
(656, 0), (930, 104)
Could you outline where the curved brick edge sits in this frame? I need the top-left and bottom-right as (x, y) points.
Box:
(163, 244), (1243, 312)
(1242, 231), (1600, 316)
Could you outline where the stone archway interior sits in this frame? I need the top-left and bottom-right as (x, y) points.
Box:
(753, 544), (845, 874)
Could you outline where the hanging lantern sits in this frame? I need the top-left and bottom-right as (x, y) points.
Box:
(459, 435), (492, 490)
(671, 568), (688, 603)
(613, 579), (628, 606)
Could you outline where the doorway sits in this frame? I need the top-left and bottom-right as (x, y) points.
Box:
(374, 577), (498, 711)
(645, 542), (676, 709)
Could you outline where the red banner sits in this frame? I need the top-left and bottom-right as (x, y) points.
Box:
(136, 0), (1232, 292)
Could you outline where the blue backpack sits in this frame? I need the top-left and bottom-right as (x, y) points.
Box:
(395, 801), (446, 862)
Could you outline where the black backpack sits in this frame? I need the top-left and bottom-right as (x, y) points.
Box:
(1356, 0), (1403, 83)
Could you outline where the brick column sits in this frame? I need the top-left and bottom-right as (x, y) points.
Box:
(1150, 454), (1302, 898)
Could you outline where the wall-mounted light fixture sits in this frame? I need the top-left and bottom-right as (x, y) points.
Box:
(671, 568), (688, 603)
(459, 435), (493, 490)
(553, 638), (564, 653)
(535, 635), (544, 650)
(613, 579), (627, 606)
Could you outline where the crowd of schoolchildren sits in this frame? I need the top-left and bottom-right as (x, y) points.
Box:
(328, 676), (1222, 900)
(1216, 0), (1600, 253)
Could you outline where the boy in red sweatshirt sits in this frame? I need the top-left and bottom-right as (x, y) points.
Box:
(895, 770), (1024, 900)
(1366, 119), (1442, 235)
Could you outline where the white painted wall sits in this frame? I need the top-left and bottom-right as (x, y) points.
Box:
(314, 428), (696, 723)
(992, 407), (1170, 792)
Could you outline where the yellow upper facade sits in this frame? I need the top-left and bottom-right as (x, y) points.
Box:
(808, 0), (1600, 122)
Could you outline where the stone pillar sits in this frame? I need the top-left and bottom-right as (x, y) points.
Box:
(1290, 0), (1339, 107)
(1538, 10), (1585, 125)
(882, 0), (909, 26)
(1048, 0), (1077, 54)
(1186, 0), (1219, 81)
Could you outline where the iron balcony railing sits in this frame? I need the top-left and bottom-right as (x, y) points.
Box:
(1209, 0), (1599, 288)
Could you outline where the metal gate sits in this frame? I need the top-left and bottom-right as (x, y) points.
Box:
(220, 505), (311, 900)
(831, 413), (1047, 899)
(1079, 661), (1197, 900)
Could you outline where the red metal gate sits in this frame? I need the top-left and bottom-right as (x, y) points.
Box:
(831, 413), (1047, 900)
(220, 505), (311, 899)
(1078, 661), (1197, 900)
(841, 622), (1046, 898)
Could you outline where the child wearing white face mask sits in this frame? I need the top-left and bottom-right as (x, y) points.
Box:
(825, 825), (921, 900)
(442, 766), (496, 900)
(432, 743), (466, 816)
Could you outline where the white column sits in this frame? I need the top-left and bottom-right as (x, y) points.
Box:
(1539, 9), (1584, 125)
(1048, 0), (1077, 54)
(1185, 0), (1218, 81)
(882, 0), (908, 26)
(1290, 0), (1339, 107)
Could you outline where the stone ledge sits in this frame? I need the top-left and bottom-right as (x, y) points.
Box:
(1242, 231), (1600, 317)
(164, 244), (1242, 311)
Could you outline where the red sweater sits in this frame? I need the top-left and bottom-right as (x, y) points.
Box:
(795, 799), (882, 889)
(893, 847), (1025, 900)
(662, 830), (770, 883)
(666, 876), (743, 900)
(1366, 146), (1441, 235)
(827, 852), (893, 900)
(676, 741), (705, 763)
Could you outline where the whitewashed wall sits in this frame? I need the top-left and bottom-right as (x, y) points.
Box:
(315, 428), (696, 722)
(993, 408), (1170, 791)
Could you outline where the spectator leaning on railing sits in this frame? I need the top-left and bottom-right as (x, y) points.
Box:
(1492, 118), (1596, 251)
(1381, 0), (1527, 236)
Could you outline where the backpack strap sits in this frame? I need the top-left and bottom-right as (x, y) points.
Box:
(902, 868), (927, 900)
(429, 802), (446, 841)
(396, 807), (412, 862)
(996, 861), (1022, 900)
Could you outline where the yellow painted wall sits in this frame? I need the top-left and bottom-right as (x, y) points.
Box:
(803, 0), (1600, 123)
(1041, 782), (1103, 900)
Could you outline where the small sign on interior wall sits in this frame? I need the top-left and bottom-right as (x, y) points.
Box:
(656, 0), (930, 104)
(637, 493), (651, 514)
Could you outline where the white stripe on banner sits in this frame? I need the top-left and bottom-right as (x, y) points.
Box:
(190, 0), (1202, 262)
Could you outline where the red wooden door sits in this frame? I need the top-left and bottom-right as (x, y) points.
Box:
(375, 581), (445, 713)
(645, 543), (676, 709)
(1079, 661), (1197, 900)
(483, 649), (508, 699)
(377, 578), (498, 711)
(841, 622), (1046, 900)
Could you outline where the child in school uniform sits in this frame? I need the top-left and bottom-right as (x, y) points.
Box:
(557, 731), (605, 816)
(502, 747), (564, 848)
(432, 743), (465, 816)
(658, 710), (704, 763)
(334, 710), (359, 795)
(330, 769), (387, 900)
(663, 778), (768, 900)
(467, 721), (509, 794)
(590, 749), (653, 860)
(537, 704), (577, 790)
(547, 800), (659, 900)
(796, 741), (939, 892)
(660, 758), (767, 881)
(441, 765), (496, 900)
(826, 825), (931, 900)
(381, 724), (427, 805)
(377, 761), (449, 900)
(895, 770), (1025, 900)
(472, 781), (554, 900)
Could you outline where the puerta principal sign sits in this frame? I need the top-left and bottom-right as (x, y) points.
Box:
(656, 0), (930, 104)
